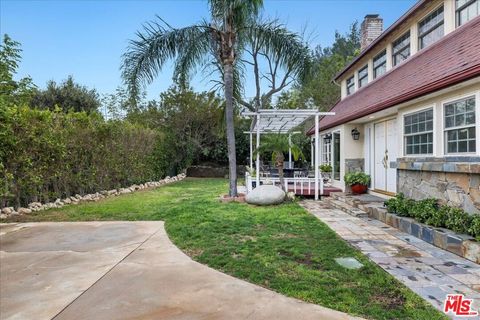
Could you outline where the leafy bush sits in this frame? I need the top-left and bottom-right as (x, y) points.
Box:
(384, 193), (415, 217)
(344, 172), (370, 186)
(445, 207), (472, 234)
(384, 193), (478, 238)
(411, 198), (438, 223)
(468, 215), (480, 241)
(319, 164), (332, 172)
(425, 205), (449, 228)
(0, 105), (162, 208)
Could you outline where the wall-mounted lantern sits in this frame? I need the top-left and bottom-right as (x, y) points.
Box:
(351, 128), (360, 141)
(324, 133), (332, 144)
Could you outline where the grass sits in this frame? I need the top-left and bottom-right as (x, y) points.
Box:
(5, 178), (446, 320)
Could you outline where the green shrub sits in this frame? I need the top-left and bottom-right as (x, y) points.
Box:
(0, 105), (162, 207)
(384, 193), (415, 217)
(468, 215), (480, 241)
(445, 207), (473, 234)
(425, 205), (449, 228)
(384, 193), (477, 238)
(411, 198), (438, 223)
(344, 172), (371, 186)
(319, 164), (332, 172)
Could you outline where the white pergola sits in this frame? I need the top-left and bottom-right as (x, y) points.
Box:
(243, 109), (335, 200)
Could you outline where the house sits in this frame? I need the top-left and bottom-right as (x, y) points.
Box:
(308, 0), (480, 213)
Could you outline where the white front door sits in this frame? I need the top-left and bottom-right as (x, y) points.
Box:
(374, 119), (398, 194)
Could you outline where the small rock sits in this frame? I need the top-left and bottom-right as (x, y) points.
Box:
(0, 213), (7, 219)
(285, 192), (296, 202)
(17, 207), (32, 214)
(2, 207), (12, 215)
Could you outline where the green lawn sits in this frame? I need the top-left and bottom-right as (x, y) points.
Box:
(6, 178), (445, 319)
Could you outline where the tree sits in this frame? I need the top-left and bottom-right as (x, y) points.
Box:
(121, 0), (311, 197)
(254, 133), (303, 191)
(277, 23), (360, 111)
(236, 19), (311, 111)
(0, 34), (36, 106)
(31, 75), (100, 113)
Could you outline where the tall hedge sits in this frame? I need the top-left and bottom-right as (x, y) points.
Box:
(0, 105), (162, 207)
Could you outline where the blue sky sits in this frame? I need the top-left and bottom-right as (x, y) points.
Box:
(1, 0), (417, 101)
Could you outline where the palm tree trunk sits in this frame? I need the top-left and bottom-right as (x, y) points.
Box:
(224, 62), (238, 197)
(276, 153), (285, 191)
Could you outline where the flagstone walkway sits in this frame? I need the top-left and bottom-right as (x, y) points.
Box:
(300, 200), (480, 316)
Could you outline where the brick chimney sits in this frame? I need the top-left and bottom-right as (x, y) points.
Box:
(360, 14), (383, 50)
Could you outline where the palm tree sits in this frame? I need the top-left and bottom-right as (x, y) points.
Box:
(121, 0), (310, 197)
(254, 133), (303, 191)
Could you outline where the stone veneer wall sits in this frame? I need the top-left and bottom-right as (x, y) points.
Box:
(345, 158), (364, 174)
(397, 157), (480, 214)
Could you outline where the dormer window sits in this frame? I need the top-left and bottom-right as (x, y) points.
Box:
(358, 65), (368, 88)
(456, 0), (479, 26)
(346, 76), (355, 95)
(418, 6), (444, 49)
(392, 32), (410, 66)
(373, 50), (387, 79)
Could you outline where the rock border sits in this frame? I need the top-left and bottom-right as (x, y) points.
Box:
(0, 173), (186, 219)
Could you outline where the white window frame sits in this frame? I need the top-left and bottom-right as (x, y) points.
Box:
(357, 65), (369, 89)
(456, 0), (480, 27)
(320, 133), (332, 165)
(331, 130), (341, 181)
(346, 76), (355, 95)
(402, 107), (435, 157)
(392, 31), (411, 67)
(418, 4), (445, 50)
(373, 50), (387, 79)
(441, 92), (479, 156)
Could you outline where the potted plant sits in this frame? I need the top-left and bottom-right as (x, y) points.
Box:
(344, 172), (371, 194)
(319, 164), (332, 182)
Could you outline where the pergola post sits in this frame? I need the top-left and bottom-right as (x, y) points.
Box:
(249, 132), (253, 169)
(255, 114), (261, 188)
(311, 137), (314, 167)
(314, 115), (319, 200)
(288, 134), (292, 169)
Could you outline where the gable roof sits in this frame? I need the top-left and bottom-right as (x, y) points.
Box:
(334, 0), (428, 81)
(308, 17), (480, 135)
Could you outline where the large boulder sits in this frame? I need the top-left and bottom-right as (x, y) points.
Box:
(245, 185), (285, 206)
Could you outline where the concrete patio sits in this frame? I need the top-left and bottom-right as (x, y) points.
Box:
(0, 221), (360, 320)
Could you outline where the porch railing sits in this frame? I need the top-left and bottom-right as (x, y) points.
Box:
(245, 172), (324, 197)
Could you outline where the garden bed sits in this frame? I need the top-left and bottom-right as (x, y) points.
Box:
(358, 197), (480, 264)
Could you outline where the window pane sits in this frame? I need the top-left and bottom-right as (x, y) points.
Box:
(458, 128), (468, 139)
(457, 0), (480, 26)
(448, 141), (457, 153)
(455, 114), (465, 126)
(447, 130), (457, 140)
(445, 105), (455, 116)
(458, 140), (468, 152)
(469, 140), (476, 152)
(469, 126), (476, 138)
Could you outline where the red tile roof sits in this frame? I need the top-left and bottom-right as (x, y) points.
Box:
(308, 17), (480, 135)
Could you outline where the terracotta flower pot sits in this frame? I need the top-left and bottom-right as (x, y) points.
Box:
(351, 183), (368, 194)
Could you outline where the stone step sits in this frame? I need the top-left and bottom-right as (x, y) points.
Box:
(326, 198), (368, 218)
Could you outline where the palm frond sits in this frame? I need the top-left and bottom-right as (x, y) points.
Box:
(248, 20), (312, 82)
(121, 18), (211, 102)
(208, 0), (263, 29)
